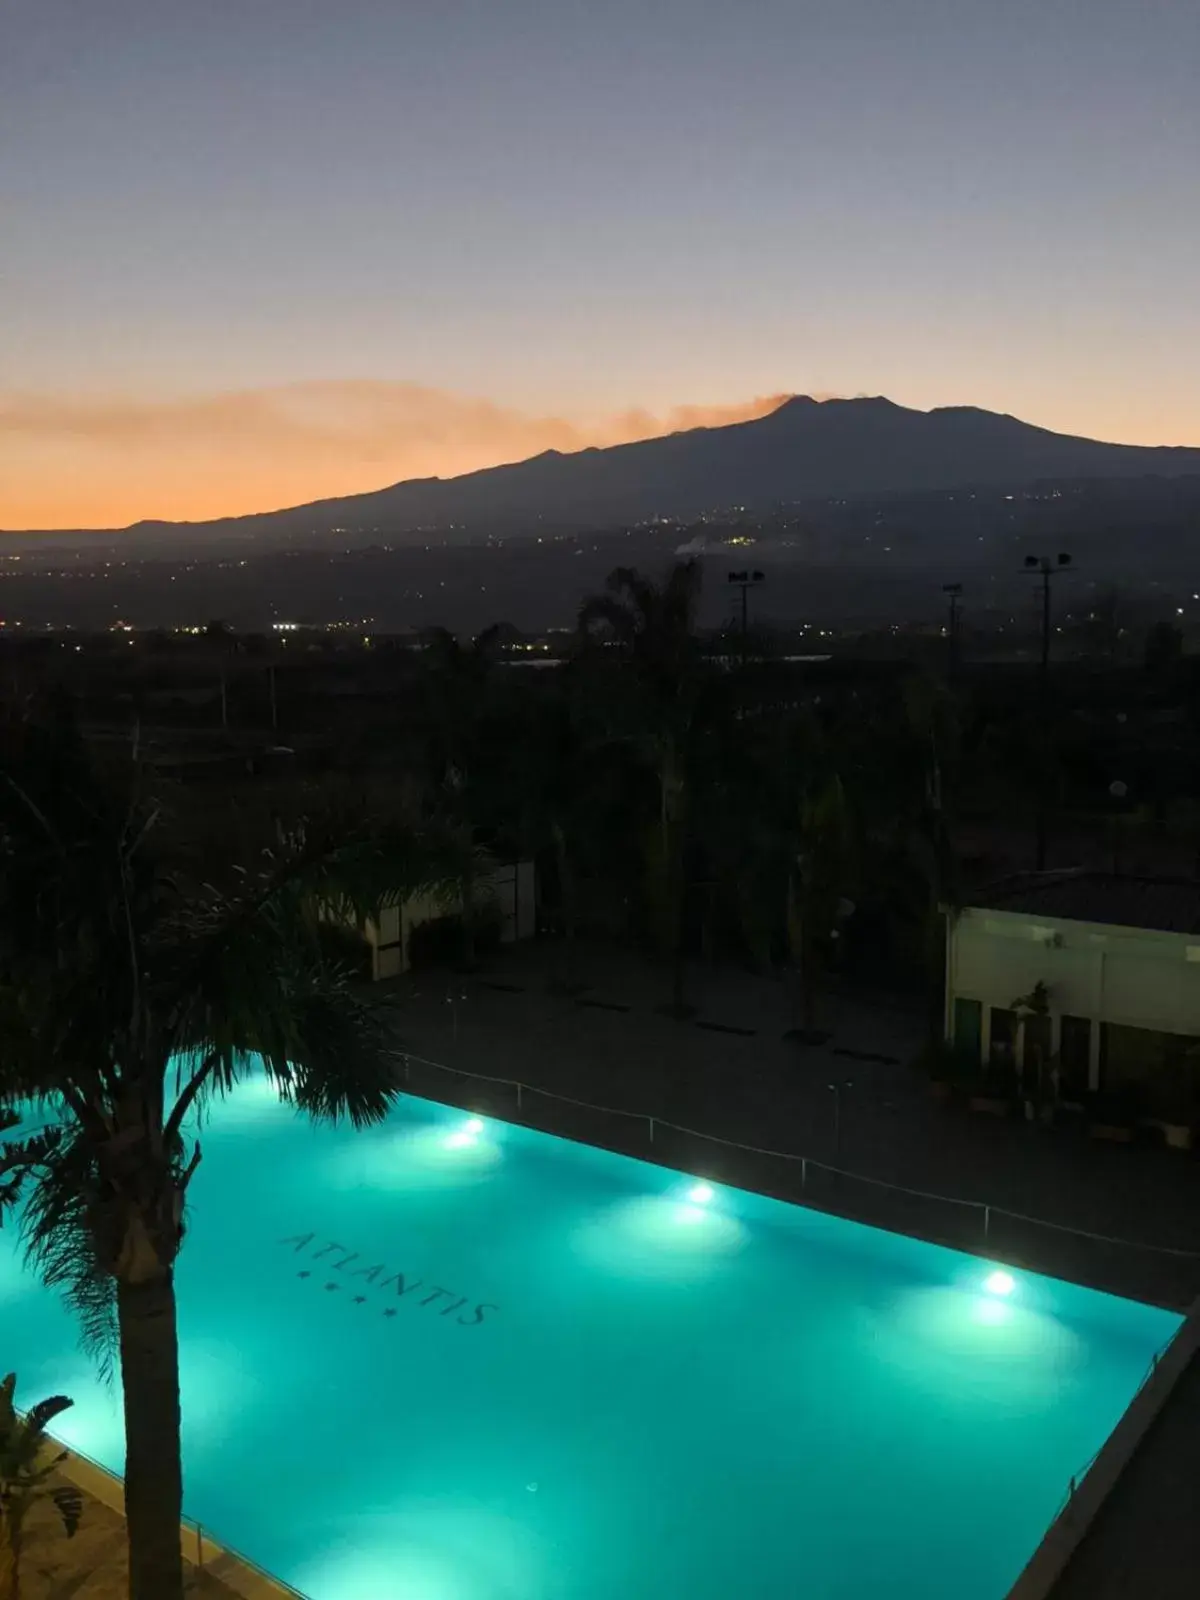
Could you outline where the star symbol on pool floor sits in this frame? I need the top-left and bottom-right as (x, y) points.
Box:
(383, 1309), (397, 1318)
(297, 1271), (311, 1279)
(353, 1296), (366, 1304)
(324, 1282), (340, 1292)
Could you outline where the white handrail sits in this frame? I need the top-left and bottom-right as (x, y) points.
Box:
(394, 1049), (1200, 1264)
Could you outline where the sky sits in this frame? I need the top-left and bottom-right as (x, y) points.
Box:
(3, 0), (1198, 529)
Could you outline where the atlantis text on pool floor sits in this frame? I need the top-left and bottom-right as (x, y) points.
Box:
(278, 1233), (498, 1326)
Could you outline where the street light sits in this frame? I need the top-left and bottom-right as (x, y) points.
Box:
(1022, 552), (1072, 870)
(1023, 552), (1072, 680)
(445, 984), (468, 1043)
(727, 569), (766, 661)
(828, 1080), (853, 1161)
(1108, 779), (1129, 876)
(942, 582), (963, 678)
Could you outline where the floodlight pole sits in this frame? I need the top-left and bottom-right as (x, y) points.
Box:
(727, 569), (766, 664)
(1023, 553), (1073, 869)
(942, 583), (963, 680)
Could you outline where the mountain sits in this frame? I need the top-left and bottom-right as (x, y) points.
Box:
(6, 396), (1200, 553)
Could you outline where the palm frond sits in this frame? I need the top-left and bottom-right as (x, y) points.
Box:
(264, 971), (399, 1127)
(18, 1131), (119, 1385)
(0, 1124), (68, 1213)
(23, 1392), (74, 1435)
(170, 928), (399, 1132)
(159, 822), (456, 1137)
(53, 1482), (84, 1537)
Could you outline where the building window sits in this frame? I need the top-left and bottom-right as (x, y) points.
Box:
(1100, 1024), (1200, 1119)
(953, 998), (982, 1062)
(1059, 1015), (1091, 1098)
(989, 1007), (1016, 1066)
(1022, 1012), (1052, 1089)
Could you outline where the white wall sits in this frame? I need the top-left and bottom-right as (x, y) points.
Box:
(355, 860), (537, 980)
(480, 859), (536, 945)
(370, 902), (404, 981)
(947, 906), (1200, 1083)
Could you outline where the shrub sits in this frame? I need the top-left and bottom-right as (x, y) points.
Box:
(912, 1039), (975, 1084)
(406, 905), (504, 970)
(0, 1373), (83, 1600)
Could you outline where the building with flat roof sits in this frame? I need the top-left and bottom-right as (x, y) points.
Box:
(945, 873), (1200, 1116)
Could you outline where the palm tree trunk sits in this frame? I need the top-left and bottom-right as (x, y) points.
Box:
(117, 1273), (184, 1600)
(658, 740), (691, 1017)
(670, 938), (686, 1015)
(664, 822), (690, 1016)
(924, 902), (946, 1049)
(459, 865), (476, 970)
(793, 951), (817, 1032)
(1, 1519), (22, 1600)
(551, 820), (579, 987)
(785, 875), (817, 1035)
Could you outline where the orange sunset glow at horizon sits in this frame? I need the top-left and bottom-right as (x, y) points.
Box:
(0, 385), (793, 531)
(4, 382), (1199, 534)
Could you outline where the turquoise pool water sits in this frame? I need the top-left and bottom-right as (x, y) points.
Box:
(1, 1082), (1181, 1599)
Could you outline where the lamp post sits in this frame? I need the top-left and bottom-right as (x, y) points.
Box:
(1024, 552), (1072, 688)
(445, 983), (468, 1043)
(828, 1080), (853, 1162)
(727, 569), (765, 662)
(942, 582), (963, 680)
(1023, 552), (1072, 870)
(1108, 779), (1128, 876)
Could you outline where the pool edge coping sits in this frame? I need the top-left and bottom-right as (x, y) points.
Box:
(396, 1056), (1197, 1314)
(44, 1436), (306, 1600)
(1005, 1294), (1200, 1600)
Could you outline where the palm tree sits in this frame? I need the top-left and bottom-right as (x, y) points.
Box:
(488, 675), (599, 991)
(757, 710), (853, 1034)
(844, 670), (962, 1036)
(0, 1373), (82, 1600)
(578, 563), (704, 1014)
(0, 713), (456, 1600)
(688, 687), (854, 1033)
(418, 625), (504, 967)
(782, 768), (853, 1037)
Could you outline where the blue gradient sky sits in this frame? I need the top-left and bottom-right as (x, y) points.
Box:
(4, 0), (1199, 526)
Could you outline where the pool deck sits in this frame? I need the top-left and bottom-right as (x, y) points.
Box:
(1048, 1341), (1200, 1600)
(28, 1444), (299, 1600)
(19, 1468), (240, 1600)
(381, 941), (1200, 1309)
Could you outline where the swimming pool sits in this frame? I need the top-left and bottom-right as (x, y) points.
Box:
(1, 1082), (1181, 1599)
